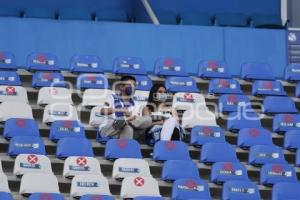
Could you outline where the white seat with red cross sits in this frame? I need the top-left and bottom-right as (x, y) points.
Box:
(37, 87), (73, 106)
(0, 85), (28, 103)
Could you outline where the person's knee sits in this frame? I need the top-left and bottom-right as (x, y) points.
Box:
(120, 125), (134, 139)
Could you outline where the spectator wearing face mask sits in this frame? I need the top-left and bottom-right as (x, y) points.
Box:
(99, 75), (152, 139)
(143, 84), (184, 145)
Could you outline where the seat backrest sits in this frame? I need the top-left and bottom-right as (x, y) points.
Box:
(153, 141), (191, 161)
(211, 162), (248, 183)
(297, 149), (300, 167)
(260, 163), (297, 185)
(0, 71), (21, 86)
(56, 137), (94, 159)
(105, 139), (143, 160)
(37, 87), (73, 106)
(8, 136), (46, 157)
(165, 76), (198, 93)
(285, 64), (300, 81)
(215, 13), (249, 27)
(182, 109), (217, 129)
(0, 192), (13, 200)
(201, 142), (238, 163)
(218, 94), (251, 113)
(49, 120), (85, 142)
(273, 114), (300, 133)
(113, 57), (146, 75)
(296, 82), (300, 98)
(249, 145), (286, 166)
(237, 128), (273, 148)
(251, 14), (283, 28)
(172, 92), (207, 111)
(190, 125), (226, 146)
(0, 102), (33, 122)
(32, 72), (65, 88)
(263, 96), (297, 114)
(161, 160), (199, 181)
(28, 193), (64, 200)
(26, 53), (59, 71)
(0, 51), (16, 70)
(241, 62), (274, 80)
(0, 173), (10, 192)
(222, 180), (260, 200)
(0, 86), (28, 103)
(43, 103), (79, 124)
(227, 112), (262, 132)
(134, 75), (153, 91)
(284, 130), (300, 150)
(272, 182), (300, 200)
(252, 80), (286, 96)
(3, 118), (39, 139)
(80, 194), (114, 200)
(208, 78), (242, 94)
(70, 55), (103, 73)
(77, 73), (109, 90)
(198, 60), (231, 79)
(154, 58), (187, 77)
(120, 176), (161, 199)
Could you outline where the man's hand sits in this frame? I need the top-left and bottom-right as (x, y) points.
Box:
(115, 108), (131, 117)
(126, 115), (136, 121)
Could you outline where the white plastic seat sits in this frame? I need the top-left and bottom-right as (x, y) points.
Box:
(133, 90), (150, 116)
(43, 103), (78, 124)
(37, 87), (73, 106)
(70, 175), (111, 198)
(0, 173), (10, 192)
(20, 173), (59, 196)
(181, 108), (217, 129)
(0, 102), (33, 122)
(89, 106), (104, 127)
(0, 86), (28, 103)
(120, 176), (161, 199)
(112, 158), (152, 180)
(82, 89), (112, 108)
(63, 156), (102, 178)
(13, 154), (53, 176)
(172, 92), (207, 111)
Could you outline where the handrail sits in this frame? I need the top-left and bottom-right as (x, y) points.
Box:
(141, 0), (160, 25)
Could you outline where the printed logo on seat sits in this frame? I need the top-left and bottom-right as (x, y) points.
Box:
(36, 54), (48, 64)
(40, 193), (53, 200)
(91, 196), (103, 200)
(208, 61), (219, 72)
(165, 141), (176, 150)
(227, 95), (238, 104)
(218, 79), (229, 88)
(16, 119), (26, 128)
(202, 126), (213, 136)
(134, 177), (145, 187)
(6, 86), (16, 95)
(0, 52), (4, 60)
(42, 73), (53, 80)
(76, 157), (87, 167)
(249, 128), (260, 138)
(185, 179), (197, 189)
(62, 120), (73, 129)
(284, 114), (294, 123)
(272, 164), (283, 173)
(117, 139), (128, 148)
(223, 162), (234, 171)
(49, 88), (58, 95)
(27, 154), (39, 164)
(184, 93), (194, 101)
(263, 81), (273, 90)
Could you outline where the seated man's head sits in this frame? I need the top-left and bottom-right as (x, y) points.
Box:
(119, 75), (136, 97)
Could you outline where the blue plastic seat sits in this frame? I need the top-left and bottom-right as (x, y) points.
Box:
(0, 51), (16, 70)
(0, 71), (21, 86)
(113, 57), (146, 75)
(104, 139), (142, 160)
(134, 75), (153, 91)
(49, 120), (85, 142)
(134, 197), (164, 200)
(0, 192), (13, 200)
(241, 62), (274, 80)
(180, 12), (212, 26)
(172, 178), (212, 200)
(165, 76), (198, 93)
(190, 126), (226, 147)
(285, 64), (300, 81)
(80, 194), (114, 200)
(263, 96), (297, 114)
(238, 128), (273, 149)
(251, 14), (283, 29)
(227, 112), (262, 133)
(208, 79), (242, 95)
(59, 8), (91, 20)
(272, 182), (300, 200)
(296, 149), (300, 166)
(249, 145), (286, 166)
(273, 114), (300, 133)
(295, 82), (300, 98)
(26, 53), (60, 71)
(222, 180), (261, 200)
(198, 60), (231, 79)
(152, 141), (191, 161)
(29, 193), (65, 200)
(218, 94), (251, 113)
(24, 8), (56, 19)
(284, 130), (300, 151)
(69, 55), (103, 73)
(96, 9), (128, 22)
(154, 58), (187, 77)
(215, 13), (249, 27)
(32, 72), (65, 88)
(252, 80), (286, 96)
(260, 163), (297, 185)
(211, 162), (248, 184)
(76, 73), (109, 90)
(200, 143), (238, 164)
(161, 160), (199, 181)
(8, 136), (46, 157)
(3, 118), (40, 140)
(56, 137), (94, 159)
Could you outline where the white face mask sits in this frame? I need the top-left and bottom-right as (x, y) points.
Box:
(154, 93), (168, 103)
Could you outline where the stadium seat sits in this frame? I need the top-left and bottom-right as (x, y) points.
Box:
(49, 120), (85, 142)
(113, 57), (146, 75)
(82, 89), (112, 108)
(70, 175), (111, 198)
(249, 145), (286, 166)
(180, 12), (212, 26)
(171, 178), (212, 200)
(272, 182), (300, 200)
(211, 162), (248, 184)
(104, 139), (143, 160)
(0, 71), (21, 86)
(296, 149), (300, 166)
(134, 197), (164, 200)
(133, 75), (152, 115)
(43, 103), (78, 124)
(89, 106), (106, 127)
(252, 80), (286, 96)
(20, 173), (60, 196)
(284, 130), (300, 151)
(32, 72), (65, 88)
(153, 141), (191, 161)
(26, 53), (59, 71)
(112, 158), (151, 180)
(190, 125), (226, 147)
(263, 96), (297, 114)
(154, 58), (187, 77)
(165, 76), (198, 93)
(96, 9), (128, 22)
(218, 94), (251, 113)
(77, 73), (109, 90)
(0, 51), (16, 70)
(8, 136), (46, 157)
(200, 143), (238, 164)
(0, 102), (33, 122)
(37, 87), (73, 106)
(70, 55), (103, 73)
(0, 86), (28, 103)
(295, 82), (300, 98)
(63, 156), (102, 179)
(215, 13), (249, 27)
(285, 64), (300, 81)
(227, 112), (262, 132)
(3, 118), (39, 139)
(13, 154), (52, 176)
(237, 128), (273, 149)
(208, 79), (243, 95)
(0, 173), (10, 192)
(222, 180), (261, 200)
(161, 160), (199, 181)
(198, 60), (231, 79)
(28, 193), (64, 200)
(80, 194), (114, 200)
(0, 192), (13, 200)
(120, 176), (161, 198)
(181, 108), (217, 129)
(251, 14), (283, 29)
(241, 62), (274, 80)
(56, 138), (94, 159)
(273, 114), (300, 133)
(172, 92), (207, 112)
(59, 8), (91, 20)
(260, 163), (297, 185)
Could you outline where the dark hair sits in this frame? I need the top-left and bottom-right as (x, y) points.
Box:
(120, 75), (136, 83)
(147, 83), (166, 112)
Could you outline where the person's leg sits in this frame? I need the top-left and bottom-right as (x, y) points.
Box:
(99, 118), (119, 137)
(119, 125), (134, 139)
(160, 117), (178, 141)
